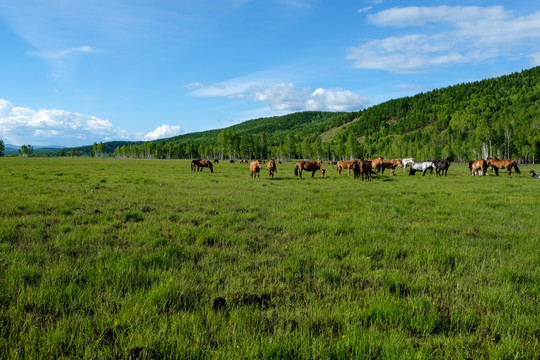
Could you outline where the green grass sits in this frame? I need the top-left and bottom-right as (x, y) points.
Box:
(1, 158), (539, 359)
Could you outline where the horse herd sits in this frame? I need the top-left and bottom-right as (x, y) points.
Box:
(191, 156), (529, 179)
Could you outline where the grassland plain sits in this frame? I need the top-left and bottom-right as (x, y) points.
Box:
(0, 157), (538, 359)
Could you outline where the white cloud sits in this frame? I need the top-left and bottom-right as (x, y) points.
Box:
(182, 82), (205, 90)
(349, 6), (540, 72)
(367, 6), (508, 27)
(0, 99), (129, 146)
(143, 124), (182, 141)
(28, 46), (95, 61)
(189, 81), (368, 112)
(357, 7), (372, 14)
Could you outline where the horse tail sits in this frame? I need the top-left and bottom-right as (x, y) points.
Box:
(294, 165), (299, 177)
(513, 162), (521, 174)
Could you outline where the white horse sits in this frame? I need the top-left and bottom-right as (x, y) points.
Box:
(402, 158), (414, 171)
(409, 161), (435, 176)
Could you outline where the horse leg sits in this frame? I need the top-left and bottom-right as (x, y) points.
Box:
(494, 167), (499, 176)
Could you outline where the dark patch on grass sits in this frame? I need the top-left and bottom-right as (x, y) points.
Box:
(370, 248), (384, 262)
(384, 277), (410, 298)
(236, 293), (272, 309)
(212, 297), (227, 312)
(0, 227), (21, 245)
(58, 208), (73, 216)
(123, 211), (144, 222)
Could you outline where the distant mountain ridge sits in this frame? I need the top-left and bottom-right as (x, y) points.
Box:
(3, 144), (65, 155)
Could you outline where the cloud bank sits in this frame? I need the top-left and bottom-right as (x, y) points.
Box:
(189, 81), (368, 112)
(143, 124), (182, 141)
(348, 5), (540, 73)
(0, 99), (128, 146)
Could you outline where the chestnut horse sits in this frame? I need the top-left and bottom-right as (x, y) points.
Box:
(191, 159), (213, 172)
(380, 159), (402, 176)
(486, 157), (521, 176)
(266, 159), (277, 179)
(294, 160), (326, 178)
(370, 157), (384, 173)
(469, 159), (487, 176)
(250, 160), (262, 178)
(337, 160), (356, 176)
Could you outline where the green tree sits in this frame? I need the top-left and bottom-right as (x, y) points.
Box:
(18, 144), (34, 157)
(0, 139), (4, 157)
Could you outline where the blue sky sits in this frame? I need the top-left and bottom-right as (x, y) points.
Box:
(1, 0), (539, 147)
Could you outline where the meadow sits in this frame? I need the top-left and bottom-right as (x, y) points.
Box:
(0, 157), (538, 359)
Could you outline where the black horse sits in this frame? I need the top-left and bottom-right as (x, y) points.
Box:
(433, 157), (451, 176)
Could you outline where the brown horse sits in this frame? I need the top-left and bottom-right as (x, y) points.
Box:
(486, 158), (521, 176)
(294, 160), (326, 178)
(250, 160), (262, 178)
(359, 159), (372, 181)
(191, 159), (213, 172)
(241, 159), (248, 164)
(266, 159), (277, 179)
(370, 157), (384, 173)
(337, 160), (356, 176)
(380, 159), (402, 176)
(469, 159), (487, 176)
(351, 161), (361, 179)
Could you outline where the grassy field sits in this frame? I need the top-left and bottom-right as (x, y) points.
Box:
(0, 157), (539, 359)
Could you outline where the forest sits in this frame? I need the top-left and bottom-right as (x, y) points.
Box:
(10, 66), (539, 162)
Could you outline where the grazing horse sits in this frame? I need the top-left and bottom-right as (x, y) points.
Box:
(214, 159), (219, 163)
(370, 157), (384, 173)
(469, 159), (487, 176)
(250, 160), (262, 178)
(433, 158), (451, 176)
(402, 158), (414, 171)
(294, 160), (326, 179)
(266, 159), (277, 179)
(409, 161), (435, 176)
(337, 160), (356, 176)
(191, 159), (214, 172)
(486, 158), (521, 176)
(241, 159), (248, 164)
(530, 170), (540, 178)
(380, 159), (403, 176)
